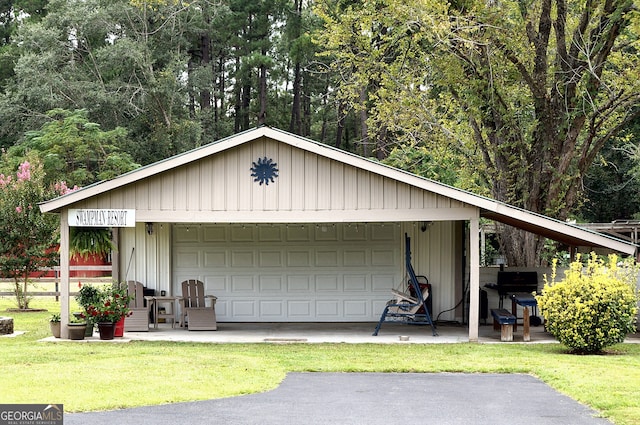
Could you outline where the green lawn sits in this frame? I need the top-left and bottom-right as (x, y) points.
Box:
(2, 297), (640, 424)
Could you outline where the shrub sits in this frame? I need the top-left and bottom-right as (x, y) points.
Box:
(536, 253), (639, 354)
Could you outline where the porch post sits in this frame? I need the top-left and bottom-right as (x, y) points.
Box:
(112, 228), (119, 282)
(468, 217), (480, 342)
(60, 209), (70, 339)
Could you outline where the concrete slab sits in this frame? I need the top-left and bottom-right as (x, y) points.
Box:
(38, 322), (640, 344)
(118, 322), (558, 344)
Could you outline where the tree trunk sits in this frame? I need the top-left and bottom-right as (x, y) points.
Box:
(359, 87), (369, 157)
(336, 101), (345, 149)
(289, 62), (302, 134)
(258, 57), (267, 126)
(199, 34), (211, 112)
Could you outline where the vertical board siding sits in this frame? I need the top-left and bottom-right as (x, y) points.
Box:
(331, 162), (345, 210)
(186, 164), (201, 211)
(72, 138), (465, 215)
(304, 151), (318, 210)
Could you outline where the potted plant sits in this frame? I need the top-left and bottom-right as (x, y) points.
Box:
(86, 283), (132, 340)
(75, 283), (101, 336)
(69, 227), (114, 259)
(49, 313), (61, 338)
(66, 317), (87, 340)
(69, 228), (114, 278)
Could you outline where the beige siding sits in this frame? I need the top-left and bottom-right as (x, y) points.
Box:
(72, 137), (473, 222)
(118, 223), (172, 293)
(406, 222), (458, 322)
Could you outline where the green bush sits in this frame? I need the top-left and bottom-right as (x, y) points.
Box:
(536, 253), (639, 354)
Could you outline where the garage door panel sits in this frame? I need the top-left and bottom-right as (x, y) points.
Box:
(176, 251), (200, 268)
(372, 249), (395, 266)
(259, 250), (282, 267)
(343, 225), (367, 241)
(232, 300), (256, 317)
(175, 227), (199, 242)
(371, 223), (396, 240)
(288, 300), (313, 318)
(230, 226), (254, 241)
(259, 275), (283, 291)
(204, 276), (227, 292)
(204, 251), (227, 267)
(372, 274), (396, 291)
(316, 300), (340, 318)
(203, 226), (227, 242)
(287, 251), (310, 267)
(173, 223), (400, 321)
(343, 300), (368, 317)
(343, 275), (367, 291)
(344, 249), (367, 266)
(316, 275), (339, 291)
(260, 300), (284, 318)
(316, 250), (338, 267)
(287, 275), (312, 291)
(232, 251), (255, 267)
(258, 226), (282, 241)
(231, 275), (255, 292)
(315, 225), (338, 240)
(286, 226), (310, 241)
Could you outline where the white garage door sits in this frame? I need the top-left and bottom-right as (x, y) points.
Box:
(172, 223), (401, 322)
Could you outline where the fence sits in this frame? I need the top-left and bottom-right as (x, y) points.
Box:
(0, 266), (113, 301)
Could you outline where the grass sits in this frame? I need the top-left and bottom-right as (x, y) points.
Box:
(2, 297), (640, 424)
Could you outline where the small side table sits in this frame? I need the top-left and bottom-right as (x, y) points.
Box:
(511, 294), (538, 342)
(145, 296), (182, 329)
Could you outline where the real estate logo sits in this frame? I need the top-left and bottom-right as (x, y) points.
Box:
(0, 404), (63, 425)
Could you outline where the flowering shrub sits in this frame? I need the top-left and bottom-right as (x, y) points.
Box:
(85, 283), (132, 323)
(536, 253), (639, 354)
(0, 160), (76, 309)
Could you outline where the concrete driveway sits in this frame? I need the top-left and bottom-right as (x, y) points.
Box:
(65, 372), (611, 425)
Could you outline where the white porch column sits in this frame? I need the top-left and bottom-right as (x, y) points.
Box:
(468, 217), (480, 342)
(60, 210), (70, 339)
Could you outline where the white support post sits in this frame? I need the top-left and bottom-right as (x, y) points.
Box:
(112, 228), (119, 282)
(60, 210), (70, 339)
(468, 217), (480, 342)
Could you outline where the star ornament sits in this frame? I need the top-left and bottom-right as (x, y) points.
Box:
(250, 157), (279, 185)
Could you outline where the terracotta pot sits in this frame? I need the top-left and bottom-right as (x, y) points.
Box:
(97, 322), (116, 340)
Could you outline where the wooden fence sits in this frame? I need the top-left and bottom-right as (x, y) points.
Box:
(0, 266), (113, 300)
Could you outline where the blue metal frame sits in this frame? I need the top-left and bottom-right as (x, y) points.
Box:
(372, 233), (437, 336)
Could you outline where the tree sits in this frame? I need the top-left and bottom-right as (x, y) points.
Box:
(1, 108), (139, 188)
(315, 0), (640, 265)
(0, 160), (71, 309)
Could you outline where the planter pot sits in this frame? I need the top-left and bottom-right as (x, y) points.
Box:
(114, 317), (125, 337)
(67, 323), (87, 340)
(84, 320), (95, 337)
(73, 312), (95, 336)
(50, 322), (61, 338)
(97, 322), (116, 340)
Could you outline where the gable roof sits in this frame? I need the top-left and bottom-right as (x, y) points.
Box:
(40, 126), (636, 255)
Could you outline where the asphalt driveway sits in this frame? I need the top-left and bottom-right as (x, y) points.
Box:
(65, 372), (611, 425)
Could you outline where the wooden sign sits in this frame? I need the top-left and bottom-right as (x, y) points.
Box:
(68, 209), (136, 227)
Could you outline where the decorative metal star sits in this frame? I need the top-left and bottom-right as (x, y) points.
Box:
(250, 157), (279, 185)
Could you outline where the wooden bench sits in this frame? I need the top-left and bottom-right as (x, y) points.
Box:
(491, 308), (516, 342)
